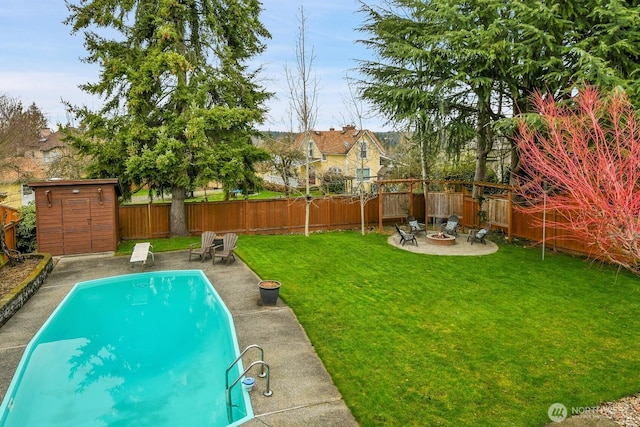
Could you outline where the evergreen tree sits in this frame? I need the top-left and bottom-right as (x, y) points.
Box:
(357, 0), (640, 185)
(65, 0), (271, 235)
(357, 0), (507, 188)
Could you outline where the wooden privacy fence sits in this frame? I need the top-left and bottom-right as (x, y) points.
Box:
(378, 186), (510, 230)
(1, 222), (19, 264)
(1, 206), (20, 264)
(117, 182), (597, 260)
(511, 209), (597, 257)
(376, 179), (595, 258)
(119, 196), (380, 239)
(429, 193), (464, 220)
(0, 180), (601, 261)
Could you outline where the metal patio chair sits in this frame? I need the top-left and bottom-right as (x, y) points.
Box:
(468, 222), (491, 245)
(407, 215), (427, 236)
(440, 214), (460, 237)
(395, 224), (418, 246)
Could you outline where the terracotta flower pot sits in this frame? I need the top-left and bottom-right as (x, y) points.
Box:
(258, 280), (281, 306)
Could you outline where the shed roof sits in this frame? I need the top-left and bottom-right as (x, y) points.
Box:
(28, 178), (122, 196)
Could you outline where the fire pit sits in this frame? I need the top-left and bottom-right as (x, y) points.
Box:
(426, 232), (456, 246)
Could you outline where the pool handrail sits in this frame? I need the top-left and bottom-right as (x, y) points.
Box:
(226, 360), (272, 422)
(226, 344), (266, 387)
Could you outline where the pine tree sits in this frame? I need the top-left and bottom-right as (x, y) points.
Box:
(65, 0), (271, 235)
(356, 0), (640, 187)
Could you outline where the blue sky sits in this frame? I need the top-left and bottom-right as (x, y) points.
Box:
(0, 0), (387, 132)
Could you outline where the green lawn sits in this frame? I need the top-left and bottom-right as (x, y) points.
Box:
(117, 237), (200, 254)
(231, 232), (640, 426)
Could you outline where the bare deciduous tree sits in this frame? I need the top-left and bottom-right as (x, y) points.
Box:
(0, 94), (47, 162)
(285, 6), (319, 237)
(343, 75), (379, 235)
(259, 131), (304, 196)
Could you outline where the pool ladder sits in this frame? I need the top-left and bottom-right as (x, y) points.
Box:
(225, 345), (272, 422)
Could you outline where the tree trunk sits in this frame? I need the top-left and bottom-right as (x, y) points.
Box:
(304, 198), (310, 237)
(474, 144), (489, 185)
(473, 91), (493, 198)
(304, 133), (311, 237)
(360, 191), (365, 235)
(170, 186), (188, 237)
(418, 132), (429, 223)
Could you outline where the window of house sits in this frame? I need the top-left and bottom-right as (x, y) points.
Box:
(43, 150), (61, 163)
(322, 153), (327, 161)
(356, 168), (371, 181)
(359, 141), (368, 159)
(308, 142), (314, 158)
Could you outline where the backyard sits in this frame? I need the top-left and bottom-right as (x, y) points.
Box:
(226, 231), (640, 426)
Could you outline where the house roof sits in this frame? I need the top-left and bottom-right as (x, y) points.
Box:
(33, 129), (68, 152)
(295, 125), (386, 156)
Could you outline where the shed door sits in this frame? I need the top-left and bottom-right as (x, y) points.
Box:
(62, 198), (92, 254)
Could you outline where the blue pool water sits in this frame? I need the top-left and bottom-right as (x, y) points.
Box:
(0, 270), (253, 427)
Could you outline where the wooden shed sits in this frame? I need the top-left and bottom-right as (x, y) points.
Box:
(28, 179), (122, 256)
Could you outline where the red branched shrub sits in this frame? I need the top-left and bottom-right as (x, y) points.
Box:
(515, 87), (640, 273)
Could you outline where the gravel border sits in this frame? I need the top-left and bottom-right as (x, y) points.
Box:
(597, 393), (640, 426)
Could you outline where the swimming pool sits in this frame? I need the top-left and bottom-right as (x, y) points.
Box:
(0, 270), (253, 427)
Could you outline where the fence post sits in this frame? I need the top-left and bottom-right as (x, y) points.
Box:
(147, 202), (152, 239)
(244, 198), (249, 234)
(424, 180), (429, 225)
(508, 189), (513, 242)
(378, 183), (383, 232)
(409, 181), (414, 217)
(287, 197), (291, 233)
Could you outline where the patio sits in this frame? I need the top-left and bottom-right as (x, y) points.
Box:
(388, 230), (499, 256)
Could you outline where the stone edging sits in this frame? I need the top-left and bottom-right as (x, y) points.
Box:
(0, 253), (54, 328)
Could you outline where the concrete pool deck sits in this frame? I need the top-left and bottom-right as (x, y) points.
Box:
(0, 251), (358, 427)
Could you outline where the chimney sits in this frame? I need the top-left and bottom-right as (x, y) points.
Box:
(342, 124), (356, 132)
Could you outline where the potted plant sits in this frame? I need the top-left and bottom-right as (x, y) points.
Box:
(258, 280), (281, 306)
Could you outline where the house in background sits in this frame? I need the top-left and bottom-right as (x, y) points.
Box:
(294, 125), (388, 193)
(0, 129), (68, 208)
(0, 157), (46, 208)
(24, 128), (67, 165)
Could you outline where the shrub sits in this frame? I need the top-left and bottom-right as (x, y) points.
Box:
(321, 170), (346, 194)
(16, 202), (37, 253)
(515, 87), (640, 274)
